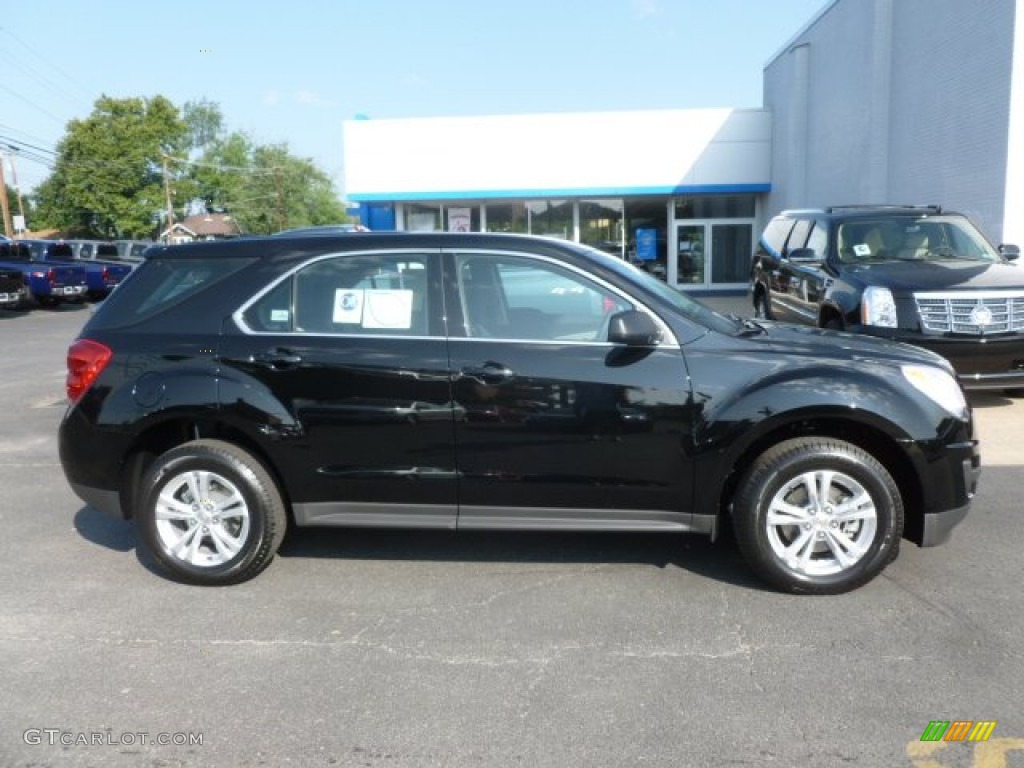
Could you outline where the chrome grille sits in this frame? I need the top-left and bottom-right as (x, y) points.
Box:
(915, 292), (1024, 334)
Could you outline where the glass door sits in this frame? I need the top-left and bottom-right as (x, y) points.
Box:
(675, 221), (754, 289)
(675, 223), (706, 286)
(709, 222), (753, 286)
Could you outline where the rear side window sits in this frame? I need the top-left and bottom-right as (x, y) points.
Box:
(96, 244), (119, 258)
(88, 257), (253, 329)
(242, 253), (433, 336)
(784, 219), (812, 255)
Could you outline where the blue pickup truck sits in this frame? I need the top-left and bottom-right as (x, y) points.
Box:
(0, 264), (27, 310)
(0, 237), (87, 307)
(19, 239), (132, 300)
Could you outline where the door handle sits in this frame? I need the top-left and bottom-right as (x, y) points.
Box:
(249, 349), (303, 369)
(460, 361), (515, 384)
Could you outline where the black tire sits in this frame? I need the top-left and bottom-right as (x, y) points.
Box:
(732, 437), (903, 594)
(823, 316), (844, 331)
(753, 289), (772, 320)
(136, 439), (287, 585)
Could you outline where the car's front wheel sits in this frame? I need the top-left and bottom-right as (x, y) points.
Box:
(136, 439), (287, 585)
(732, 437), (903, 594)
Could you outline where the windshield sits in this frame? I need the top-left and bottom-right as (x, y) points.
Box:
(837, 215), (1000, 264)
(572, 242), (739, 335)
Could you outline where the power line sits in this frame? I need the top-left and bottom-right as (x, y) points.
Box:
(0, 28), (97, 100)
(0, 83), (68, 124)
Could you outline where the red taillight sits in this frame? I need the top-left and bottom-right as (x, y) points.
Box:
(66, 339), (113, 404)
(47, 268), (57, 283)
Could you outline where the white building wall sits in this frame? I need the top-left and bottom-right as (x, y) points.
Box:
(764, 0), (1017, 243)
(1005, 0), (1024, 246)
(343, 109), (771, 201)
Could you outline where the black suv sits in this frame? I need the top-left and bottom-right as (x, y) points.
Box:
(59, 233), (980, 593)
(750, 205), (1024, 392)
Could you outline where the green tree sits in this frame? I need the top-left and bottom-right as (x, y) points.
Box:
(183, 97), (224, 152)
(34, 95), (188, 238)
(3, 184), (32, 233)
(185, 135), (347, 234)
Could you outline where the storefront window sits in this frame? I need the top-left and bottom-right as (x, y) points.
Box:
(446, 206), (481, 232)
(579, 199), (624, 258)
(528, 200), (572, 239)
(625, 199), (668, 280)
(485, 203), (528, 234)
(405, 203), (442, 231)
(675, 195), (755, 219)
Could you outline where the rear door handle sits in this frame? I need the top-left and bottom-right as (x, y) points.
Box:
(249, 349), (303, 369)
(460, 361), (515, 384)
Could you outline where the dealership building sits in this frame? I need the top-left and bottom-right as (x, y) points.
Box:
(343, 0), (1024, 293)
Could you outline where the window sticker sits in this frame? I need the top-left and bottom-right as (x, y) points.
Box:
(270, 309), (290, 323)
(853, 243), (872, 257)
(333, 289), (364, 324)
(362, 289), (413, 329)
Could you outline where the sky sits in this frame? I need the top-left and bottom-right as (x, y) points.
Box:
(0, 0), (828, 195)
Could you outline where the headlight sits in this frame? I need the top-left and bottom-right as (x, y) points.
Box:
(861, 286), (897, 327)
(902, 364), (968, 419)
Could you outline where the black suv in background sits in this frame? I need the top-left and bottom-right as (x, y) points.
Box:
(59, 233), (980, 593)
(750, 205), (1024, 393)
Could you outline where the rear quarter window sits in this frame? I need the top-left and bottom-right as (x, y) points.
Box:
(86, 256), (254, 329)
(760, 218), (794, 257)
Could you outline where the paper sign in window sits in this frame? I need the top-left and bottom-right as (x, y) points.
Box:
(333, 289), (364, 324)
(853, 243), (872, 257)
(362, 289), (414, 329)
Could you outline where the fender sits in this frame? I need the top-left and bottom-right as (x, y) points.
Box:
(683, 358), (963, 519)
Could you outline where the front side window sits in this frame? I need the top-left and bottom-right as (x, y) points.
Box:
(455, 253), (630, 341)
(244, 253), (433, 336)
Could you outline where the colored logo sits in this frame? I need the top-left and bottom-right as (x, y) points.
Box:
(920, 720), (997, 742)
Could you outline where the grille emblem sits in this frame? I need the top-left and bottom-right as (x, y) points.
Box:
(969, 304), (993, 328)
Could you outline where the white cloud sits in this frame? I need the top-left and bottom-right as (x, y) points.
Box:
(295, 90), (336, 107)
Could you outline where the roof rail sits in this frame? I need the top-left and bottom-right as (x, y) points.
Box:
(824, 204), (943, 214)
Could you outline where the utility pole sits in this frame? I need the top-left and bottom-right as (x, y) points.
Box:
(7, 150), (26, 230)
(273, 166), (285, 232)
(0, 150), (13, 238)
(162, 155), (175, 237)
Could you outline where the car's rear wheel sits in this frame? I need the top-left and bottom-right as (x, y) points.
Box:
(137, 439), (287, 585)
(753, 289), (772, 320)
(732, 437), (902, 594)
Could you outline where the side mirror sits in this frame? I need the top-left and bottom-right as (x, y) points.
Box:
(999, 243), (1020, 261)
(787, 247), (823, 263)
(607, 310), (661, 346)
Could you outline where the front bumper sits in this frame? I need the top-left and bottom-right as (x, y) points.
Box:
(910, 437), (981, 547)
(856, 326), (1024, 390)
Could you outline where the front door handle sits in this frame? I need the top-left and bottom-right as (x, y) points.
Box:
(249, 349), (303, 369)
(460, 361), (515, 384)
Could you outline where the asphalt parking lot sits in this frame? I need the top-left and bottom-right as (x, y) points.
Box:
(2, 301), (1022, 768)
